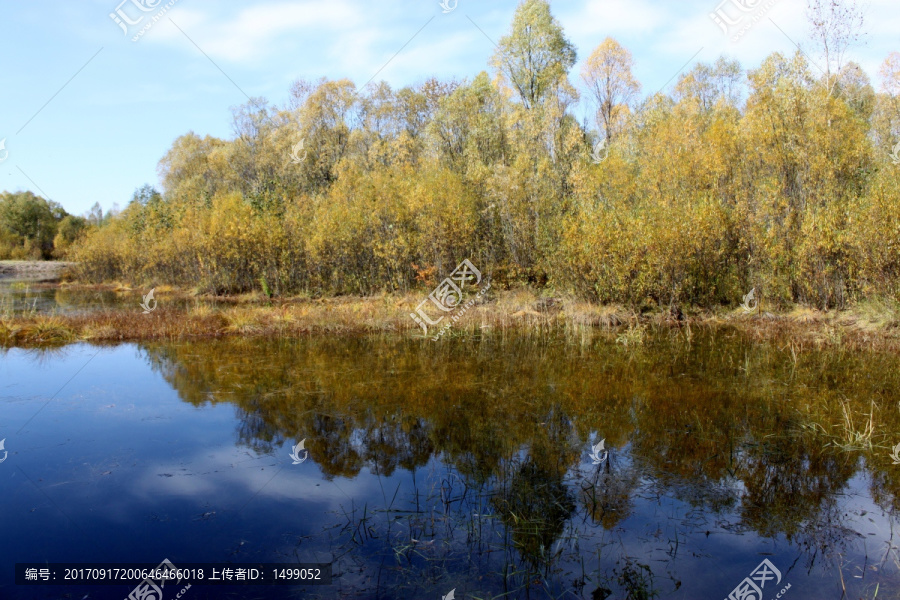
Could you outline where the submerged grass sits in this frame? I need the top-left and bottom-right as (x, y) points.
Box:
(836, 398), (878, 452)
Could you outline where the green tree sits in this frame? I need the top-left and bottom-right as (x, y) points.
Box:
(53, 214), (88, 258)
(130, 184), (163, 207)
(489, 0), (576, 110)
(0, 191), (68, 259)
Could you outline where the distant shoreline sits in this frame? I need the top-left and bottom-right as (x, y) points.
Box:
(0, 260), (74, 281)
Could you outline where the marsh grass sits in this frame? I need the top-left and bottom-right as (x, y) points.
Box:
(851, 297), (900, 332)
(187, 302), (216, 319)
(2, 286), (900, 355)
(615, 323), (647, 348)
(0, 286), (39, 320)
(0, 320), (21, 345)
(79, 323), (118, 341)
(222, 308), (264, 335)
(20, 317), (77, 345)
(836, 398), (878, 452)
(562, 298), (631, 329)
(787, 306), (827, 324)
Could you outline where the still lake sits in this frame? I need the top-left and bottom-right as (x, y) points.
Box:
(1, 293), (900, 598)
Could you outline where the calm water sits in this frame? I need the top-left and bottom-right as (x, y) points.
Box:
(2, 327), (900, 599)
(0, 278), (123, 315)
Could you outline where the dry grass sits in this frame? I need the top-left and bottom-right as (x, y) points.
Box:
(188, 302), (217, 319)
(80, 323), (118, 341)
(2, 288), (900, 350)
(787, 306), (827, 324)
(707, 301), (900, 352)
(222, 308), (264, 335)
(13, 317), (77, 345)
(846, 297), (900, 332)
(836, 398), (877, 451)
(561, 299), (631, 328)
(615, 323), (647, 348)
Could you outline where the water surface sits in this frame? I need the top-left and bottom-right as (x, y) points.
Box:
(2, 329), (899, 599)
(0, 275), (123, 316)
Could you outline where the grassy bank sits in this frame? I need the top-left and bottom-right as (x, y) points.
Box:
(2, 284), (899, 350)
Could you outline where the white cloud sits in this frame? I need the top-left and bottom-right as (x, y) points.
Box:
(132, 0), (897, 94)
(560, 0), (896, 96)
(149, 1), (364, 63)
(561, 0), (672, 38)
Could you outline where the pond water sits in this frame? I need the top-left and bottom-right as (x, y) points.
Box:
(0, 274), (124, 316)
(1, 328), (900, 599)
(0, 277), (188, 317)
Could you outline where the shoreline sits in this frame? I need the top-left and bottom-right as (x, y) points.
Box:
(0, 260), (74, 281)
(1, 281), (898, 350)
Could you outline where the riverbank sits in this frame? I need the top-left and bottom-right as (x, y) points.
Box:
(1, 282), (898, 350)
(0, 260), (73, 281)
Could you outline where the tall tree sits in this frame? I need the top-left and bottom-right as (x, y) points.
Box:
(806, 0), (865, 81)
(489, 0), (576, 110)
(581, 37), (640, 141)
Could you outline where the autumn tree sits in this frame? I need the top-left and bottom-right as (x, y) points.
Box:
(295, 79), (358, 191)
(805, 0), (865, 81)
(157, 132), (228, 205)
(673, 57), (742, 113)
(834, 61), (875, 123)
(426, 72), (508, 179)
(69, 5), (900, 309)
(581, 37), (640, 141)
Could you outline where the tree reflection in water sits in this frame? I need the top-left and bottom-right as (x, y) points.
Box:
(139, 330), (900, 598)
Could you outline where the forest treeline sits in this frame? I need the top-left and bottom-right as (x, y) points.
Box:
(70, 0), (900, 309)
(0, 191), (90, 260)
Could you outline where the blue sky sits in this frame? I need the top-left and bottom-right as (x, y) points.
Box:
(0, 0), (897, 216)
